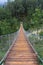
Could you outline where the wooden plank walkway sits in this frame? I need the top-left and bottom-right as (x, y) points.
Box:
(4, 24), (39, 65)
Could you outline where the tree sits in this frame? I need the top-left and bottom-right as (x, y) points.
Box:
(31, 8), (42, 34)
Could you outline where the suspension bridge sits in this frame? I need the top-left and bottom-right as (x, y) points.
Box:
(0, 24), (39, 65)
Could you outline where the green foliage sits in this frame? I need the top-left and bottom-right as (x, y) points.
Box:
(0, 0), (43, 34)
(39, 31), (43, 36)
(0, 7), (11, 20)
(0, 0), (43, 63)
(29, 35), (43, 65)
(0, 17), (20, 35)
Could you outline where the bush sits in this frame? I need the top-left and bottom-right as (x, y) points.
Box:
(39, 31), (43, 36)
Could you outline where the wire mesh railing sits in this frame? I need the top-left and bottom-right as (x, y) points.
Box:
(25, 31), (43, 65)
(0, 31), (18, 65)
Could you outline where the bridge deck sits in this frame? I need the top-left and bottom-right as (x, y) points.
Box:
(4, 25), (39, 65)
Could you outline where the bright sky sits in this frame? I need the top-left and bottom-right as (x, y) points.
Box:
(0, 0), (15, 4)
(0, 0), (7, 4)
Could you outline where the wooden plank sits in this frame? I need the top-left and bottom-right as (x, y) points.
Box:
(4, 24), (39, 65)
